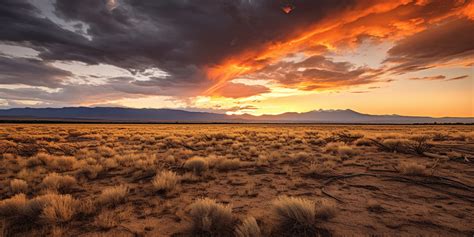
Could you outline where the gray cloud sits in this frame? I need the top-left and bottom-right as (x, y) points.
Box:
(0, 56), (72, 87)
(385, 19), (474, 74)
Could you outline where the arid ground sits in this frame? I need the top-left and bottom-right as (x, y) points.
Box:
(0, 124), (473, 236)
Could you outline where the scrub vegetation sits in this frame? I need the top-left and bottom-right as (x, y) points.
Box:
(0, 124), (473, 236)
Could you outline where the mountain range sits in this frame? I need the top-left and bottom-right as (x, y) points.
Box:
(0, 107), (472, 124)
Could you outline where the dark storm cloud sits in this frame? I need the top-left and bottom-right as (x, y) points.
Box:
(385, 19), (474, 74)
(0, 56), (72, 87)
(0, 0), (357, 87)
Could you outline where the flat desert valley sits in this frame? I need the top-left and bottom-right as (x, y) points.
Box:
(0, 124), (473, 236)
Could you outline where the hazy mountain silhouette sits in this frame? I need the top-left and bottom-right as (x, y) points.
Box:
(0, 107), (472, 124)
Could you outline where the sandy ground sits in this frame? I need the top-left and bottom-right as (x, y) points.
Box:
(0, 124), (473, 236)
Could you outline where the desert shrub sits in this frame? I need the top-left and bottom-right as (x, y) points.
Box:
(103, 158), (118, 169)
(432, 132), (450, 141)
(78, 164), (103, 179)
(97, 146), (116, 158)
(314, 200), (337, 220)
(41, 173), (77, 192)
(40, 194), (79, 224)
(152, 170), (180, 193)
(381, 139), (411, 153)
(235, 216), (261, 237)
(216, 159), (241, 171)
(188, 198), (234, 236)
(165, 155), (176, 164)
(93, 209), (119, 230)
(256, 155), (270, 167)
(408, 135), (431, 154)
(306, 161), (336, 177)
(50, 156), (78, 172)
(184, 157), (209, 175)
(288, 151), (310, 163)
(206, 155), (225, 168)
(399, 161), (427, 176)
(337, 145), (358, 158)
(10, 179), (28, 194)
(78, 198), (97, 216)
(271, 196), (315, 235)
(355, 138), (373, 146)
(0, 193), (78, 224)
(324, 142), (345, 154)
(0, 193), (28, 217)
(26, 156), (43, 168)
(97, 185), (128, 207)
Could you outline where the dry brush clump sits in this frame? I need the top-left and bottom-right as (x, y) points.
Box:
(271, 196), (316, 236)
(0, 193), (80, 228)
(97, 185), (129, 207)
(184, 156), (209, 175)
(187, 198), (235, 236)
(399, 160), (428, 176)
(152, 170), (180, 193)
(10, 179), (28, 194)
(41, 172), (77, 192)
(270, 196), (335, 236)
(235, 216), (261, 237)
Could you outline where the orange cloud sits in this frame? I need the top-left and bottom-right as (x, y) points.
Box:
(211, 82), (270, 99)
(203, 0), (472, 97)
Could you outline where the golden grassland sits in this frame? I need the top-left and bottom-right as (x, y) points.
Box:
(0, 124), (473, 236)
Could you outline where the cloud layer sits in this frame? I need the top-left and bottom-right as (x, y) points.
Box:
(0, 0), (472, 110)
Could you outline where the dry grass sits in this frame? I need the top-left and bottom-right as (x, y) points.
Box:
(399, 160), (427, 176)
(188, 198), (234, 236)
(39, 194), (79, 224)
(216, 159), (241, 171)
(41, 173), (77, 192)
(235, 216), (261, 237)
(97, 185), (128, 207)
(93, 209), (120, 230)
(184, 156), (209, 175)
(152, 170), (180, 193)
(0, 124), (471, 236)
(271, 196), (316, 235)
(0, 193), (28, 217)
(10, 179), (28, 194)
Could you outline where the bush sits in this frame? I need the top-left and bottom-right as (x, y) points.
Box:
(50, 156), (78, 172)
(355, 138), (373, 146)
(188, 198), (234, 236)
(399, 161), (427, 176)
(40, 194), (79, 224)
(184, 157), (209, 175)
(271, 196), (315, 235)
(152, 170), (180, 193)
(41, 173), (77, 192)
(337, 145), (358, 158)
(10, 179), (28, 194)
(0, 193), (78, 224)
(216, 159), (241, 171)
(314, 200), (337, 220)
(97, 185), (128, 207)
(235, 216), (261, 237)
(381, 139), (411, 153)
(78, 164), (103, 179)
(0, 193), (28, 217)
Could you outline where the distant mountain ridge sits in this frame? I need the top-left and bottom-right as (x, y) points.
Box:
(0, 107), (472, 124)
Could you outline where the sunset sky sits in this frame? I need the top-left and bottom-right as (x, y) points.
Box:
(0, 0), (473, 117)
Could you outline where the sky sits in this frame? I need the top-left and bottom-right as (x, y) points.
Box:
(0, 0), (473, 117)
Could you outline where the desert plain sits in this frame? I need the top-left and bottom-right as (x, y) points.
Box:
(0, 124), (473, 236)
